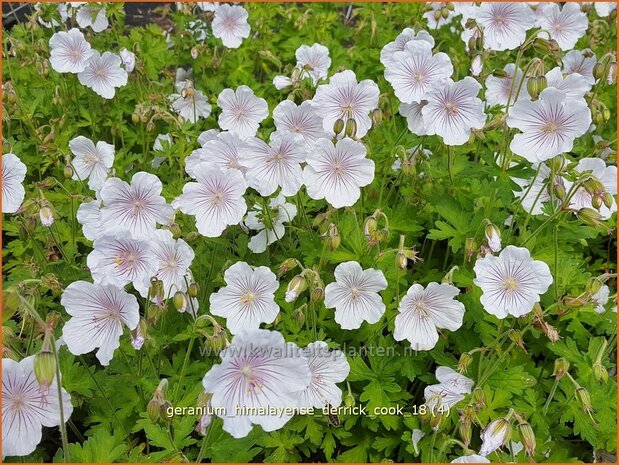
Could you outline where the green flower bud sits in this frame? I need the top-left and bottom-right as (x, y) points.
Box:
(592, 194), (603, 209)
(472, 387), (486, 408)
(147, 399), (162, 423)
(188, 282), (199, 298)
(333, 118), (345, 135)
(593, 62), (605, 80)
(311, 287), (324, 302)
(577, 207), (603, 227)
(63, 165), (73, 178)
(396, 252), (408, 271)
(160, 400), (174, 422)
(457, 352), (473, 374)
(345, 118), (357, 138)
(553, 357), (570, 379)
(593, 362), (609, 383)
(364, 216), (378, 237)
(554, 183), (566, 200)
(34, 349), (56, 388)
(575, 387), (593, 414)
(278, 258), (298, 276)
(286, 275), (307, 302)
(433, 9), (442, 21)
(293, 306), (306, 326)
(173, 291), (187, 311)
(344, 391), (355, 408)
(518, 420), (536, 456)
(372, 108), (383, 126)
(440, 6), (450, 19)
(603, 192), (614, 208)
(527, 76), (540, 99)
(168, 222), (182, 239)
(549, 154), (566, 173)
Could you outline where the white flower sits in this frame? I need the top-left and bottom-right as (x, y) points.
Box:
(473, 245), (553, 318)
(562, 49), (598, 86)
(400, 101), (433, 135)
(594, 2), (616, 17)
(273, 100), (327, 149)
(394, 282), (465, 351)
(75, 3), (108, 32)
(174, 162), (247, 237)
(2, 153), (27, 214)
(245, 194), (297, 253)
(134, 230), (195, 299)
(239, 131), (306, 197)
(298, 341), (350, 409)
(202, 329), (311, 438)
(61, 281), (140, 365)
(479, 418), (511, 456)
(198, 129), (221, 146)
(69, 136), (114, 191)
(324, 261), (387, 330)
(35, 2), (69, 28)
(384, 40), (453, 104)
(452, 455), (490, 463)
(537, 3), (588, 51)
(424, 366), (474, 410)
(78, 51), (128, 99)
(470, 55), (483, 77)
(296, 43), (331, 85)
(119, 48), (136, 73)
(186, 131), (246, 178)
(511, 163), (560, 215)
(304, 138), (374, 208)
(380, 27), (435, 67)
(545, 66), (589, 100)
(87, 230), (158, 289)
(507, 88), (591, 162)
(39, 206), (54, 227)
(485, 63), (529, 107)
(423, 2), (475, 29)
(169, 84), (212, 124)
(77, 198), (104, 240)
(209, 262), (279, 334)
(273, 75), (294, 90)
(475, 2), (535, 51)
(312, 70), (380, 138)
(99, 172), (172, 237)
(153, 134), (173, 152)
(485, 224), (502, 253)
(592, 285), (610, 313)
(217, 86), (269, 138)
(568, 157), (617, 219)
(212, 4), (250, 49)
(2, 356), (73, 458)
(49, 28), (93, 74)
(412, 429), (425, 455)
(422, 77), (486, 146)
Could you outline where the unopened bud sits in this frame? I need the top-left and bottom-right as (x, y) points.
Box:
(147, 399), (162, 423)
(278, 258), (298, 276)
(168, 222), (182, 238)
(472, 387), (486, 408)
(188, 282), (199, 298)
(39, 206), (54, 227)
(285, 275), (307, 302)
(34, 349), (56, 388)
(457, 352), (473, 374)
(206, 326), (228, 354)
(577, 207), (603, 227)
(311, 287), (324, 302)
(63, 165), (73, 178)
(593, 362), (609, 383)
(293, 306), (306, 326)
(575, 387), (593, 414)
(549, 154), (566, 173)
(518, 421), (536, 456)
(173, 291), (187, 311)
(465, 237), (477, 262)
(433, 9), (442, 21)
(372, 108), (383, 126)
(440, 6), (449, 19)
(593, 62), (605, 80)
(344, 391), (355, 407)
(160, 401), (174, 421)
(378, 228), (389, 242)
(333, 118), (345, 135)
(396, 252), (408, 270)
(484, 223), (501, 253)
(364, 216), (378, 237)
(345, 118), (357, 138)
(603, 192), (614, 208)
(554, 183), (566, 200)
(553, 357), (570, 379)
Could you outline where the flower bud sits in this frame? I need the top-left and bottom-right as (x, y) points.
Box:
(147, 399), (162, 423)
(527, 76), (540, 99)
(378, 228), (389, 242)
(577, 207), (603, 227)
(553, 357), (570, 379)
(311, 287), (324, 302)
(206, 326), (229, 354)
(364, 216), (378, 237)
(459, 408), (473, 446)
(593, 362), (609, 383)
(396, 252), (408, 270)
(173, 291), (187, 311)
(603, 192), (614, 208)
(508, 329), (526, 352)
(468, 36), (478, 52)
(433, 9), (442, 21)
(278, 258), (298, 276)
(160, 400), (174, 421)
(457, 352), (473, 374)
(168, 222), (182, 238)
(63, 165), (73, 178)
(285, 275), (307, 302)
(518, 420), (536, 456)
(34, 349), (56, 389)
(188, 282), (199, 298)
(333, 118), (345, 135)
(472, 387), (486, 409)
(583, 177), (605, 195)
(39, 206), (54, 227)
(554, 183), (566, 200)
(441, 6), (449, 19)
(479, 418), (511, 456)
(585, 277), (604, 295)
(345, 118), (357, 138)
(293, 307), (306, 326)
(592, 194), (603, 209)
(575, 387), (593, 414)
(484, 223), (501, 253)
(593, 61), (605, 80)
(607, 61), (616, 84)
(344, 391), (355, 407)
(372, 108), (383, 126)
(326, 224), (341, 250)
(465, 237), (477, 262)
(549, 154), (566, 173)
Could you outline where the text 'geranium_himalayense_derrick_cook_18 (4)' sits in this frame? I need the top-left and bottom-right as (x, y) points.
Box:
(1, 1), (617, 464)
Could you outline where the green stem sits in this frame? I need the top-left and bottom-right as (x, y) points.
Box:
(51, 337), (70, 462)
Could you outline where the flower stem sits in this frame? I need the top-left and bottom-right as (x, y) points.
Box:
(51, 337), (70, 462)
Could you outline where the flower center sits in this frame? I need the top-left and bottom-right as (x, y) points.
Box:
(11, 393), (25, 411)
(105, 305), (121, 319)
(211, 192), (225, 205)
(240, 291), (255, 306)
(445, 102), (458, 116)
(503, 277), (519, 293)
(350, 287), (360, 299)
(541, 121), (560, 134)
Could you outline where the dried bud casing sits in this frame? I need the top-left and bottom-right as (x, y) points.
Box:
(457, 352), (473, 374)
(518, 421), (536, 456)
(575, 387), (593, 413)
(553, 357), (570, 379)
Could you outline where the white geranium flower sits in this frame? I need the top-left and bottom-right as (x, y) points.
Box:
(169, 83), (212, 123)
(78, 51), (128, 99)
(174, 162), (247, 237)
(197, 129), (221, 146)
(473, 245), (553, 318)
(2, 356), (73, 458)
(568, 157), (617, 219)
(394, 283), (465, 351)
(35, 2), (69, 28)
(511, 164), (558, 215)
(209, 262), (279, 334)
(485, 63), (530, 107)
(61, 281), (140, 365)
(422, 77), (486, 146)
(273, 100), (327, 149)
(424, 366), (474, 410)
(202, 329), (311, 438)
(324, 261), (387, 330)
(273, 75), (294, 90)
(593, 2), (617, 17)
(99, 172), (172, 237)
(400, 101), (433, 135)
(2, 153), (27, 214)
(119, 48), (136, 73)
(545, 67), (589, 100)
(185, 131), (246, 178)
(298, 341), (350, 409)
(87, 230), (158, 289)
(312, 70), (380, 138)
(562, 49), (597, 86)
(75, 3), (108, 32)
(304, 138), (374, 208)
(153, 134), (172, 152)
(537, 3), (588, 51)
(296, 43), (331, 84)
(507, 88), (591, 162)
(475, 2), (535, 51)
(380, 27), (435, 67)
(245, 194), (297, 253)
(239, 131), (306, 197)
(212, 4), (250, 48)
(384, 40), (453, 104)
(592, 285), (610, 313)
(470, 55), (483, 77)
(39, 206), (54, 227)
(452, 455), (490, 463)
(134, 230), (195, 299)
(479, 418), (511, 456)
(217, 86), (269, 138)
(77, 198), (104, 241)
(412, 429), (425, 455)
(69, 136), (114, 191)
(49, 28), (93, 74)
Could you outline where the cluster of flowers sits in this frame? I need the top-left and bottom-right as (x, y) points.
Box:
(1, 1), (616, 460)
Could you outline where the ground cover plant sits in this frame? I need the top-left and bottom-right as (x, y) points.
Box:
(1, 1), (617, 463)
